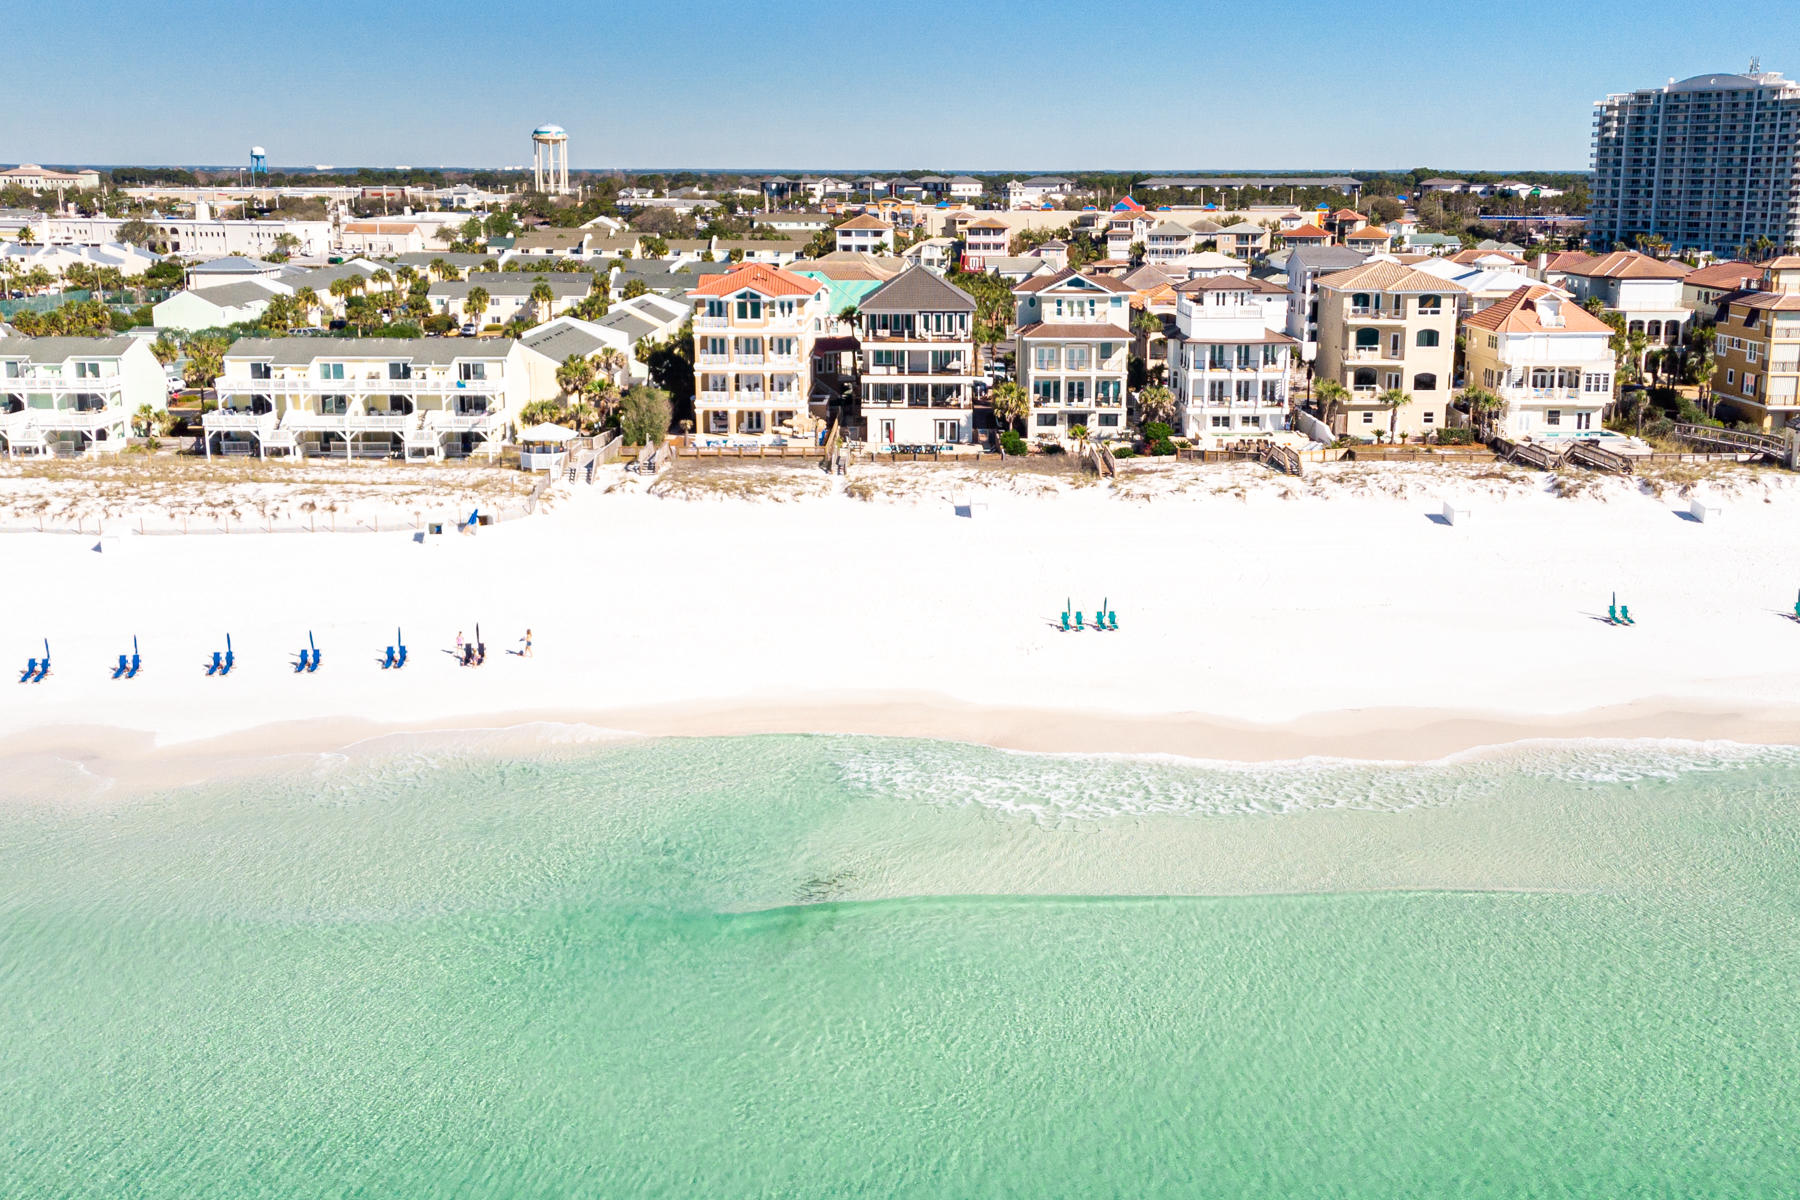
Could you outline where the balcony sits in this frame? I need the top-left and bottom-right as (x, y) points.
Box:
(0, 375), (125, 395)
(695, 353), (728, 367)
(27, 407), (127, 431)
(1345, 347), (1393, 362)
(219, 375), (501, 396)
(424, 410), (503, 434)
(735, 354), (765, 366)
(694, 314), (729, 330)
(864, 359), (971, 376)
(202, 410), (279, 434)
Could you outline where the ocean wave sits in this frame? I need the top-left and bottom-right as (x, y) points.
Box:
(833, 736), (1800, 821)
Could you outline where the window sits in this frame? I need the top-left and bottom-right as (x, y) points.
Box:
(1412, 373), (1438, 391)
(1416, 329), (1440, 347)
(1354, 368), (1377, 388)
(1361, 411), (1374, 424)
(319, 362), (345, 380)
(1726, 369), (1737, 386)
(1352, 292), (1372, 311)
(705, 300), (726, 319)
(1033, 379), (1061, 403)
(1211, 415), (1231, 428)
(1389, 333), (1401, 358)
(1584, 373), (1609, 393)
(1207, 380), (1228, 403)
(1035, 412), (1057, 427)
(1418, 295), (1443, 314)
(1033, 347), (1059, 370)
(459, 362), (486, 382)
(1421, 410), (1435, 424)
(1546, 409), (1562, 426)
(1097, 413), (1119, 427)
(1066, 380), (1089, 405)
(734, 294), (762, 320)
(250, 362), (272, 380)
(1355, 328), (1379, 349)
(1065, 346), (1090, 370)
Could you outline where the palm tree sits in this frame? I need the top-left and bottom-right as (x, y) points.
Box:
(15, 225), (36, 246)
(595, 347), (630, 389)
(462, 286), (490, 330)
(530, 279), (555, 323)
(1379, 388), (1412, 442)
(989, 380), (1029, 434)
(149, 334), (179, 367)
(1314, 378), (1350, 431)
(556, 353), (596, 400)
(1457, 386), (1505, 439)
(1137, 384), (1175, 426)
(428, 258), (457, 282)
(293, 286), (319, 327)
(1694, 357), (1717, 417)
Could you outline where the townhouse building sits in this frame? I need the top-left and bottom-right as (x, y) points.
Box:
(203, 338), (555, 461)
(0, 336), (168, 457)
(1313, 261), (1462, 438)
(1144, 221), (1198, 263)
(688, 263), (831, 443)
(1012, 268), (1133, 442)
(1681, 260), (1762, 321)
(1165, 275), (1296, 442)
(1710, 257), (1800, 429)
(428, 273), (596, 328)
(1462, 286), (1615, 439)
(857, 266), (980, 447)
(1213, 221), (1270, 259)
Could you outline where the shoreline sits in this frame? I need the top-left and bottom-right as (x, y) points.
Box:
(7, 691), (1800, 799)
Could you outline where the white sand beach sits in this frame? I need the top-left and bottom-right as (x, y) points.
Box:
(6, 457), (1800, 774)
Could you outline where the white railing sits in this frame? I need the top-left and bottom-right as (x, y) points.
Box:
(698, 389), (729, 402)
(694, 314), (729, 330)
(23, 408), (127, 431)
(218, 376), (502, 396)
(0, 375), (123, 395)
(202, 410), (278, 433)
(736, 354), (765, 366)
(424, 410), (503, 433)
(1345, 347), (1389, 361)
(695, 354), (727, 367)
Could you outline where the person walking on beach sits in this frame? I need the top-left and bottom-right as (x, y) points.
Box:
(523, 628), (533, 659)
(455, 630), (464, 661)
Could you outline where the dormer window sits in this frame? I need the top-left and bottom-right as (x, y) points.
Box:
(1537, 298), (1563, 328)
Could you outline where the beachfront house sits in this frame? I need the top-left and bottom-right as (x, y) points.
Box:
(0, 335), (169, 457)
(203, 338), (556, 461)
(1166, 275), (1296, 443)
(688, 263), (830, 444)
(1461, 286), (1615, 439)
(1710, 257), (1800, 430)
(1555, 251), (1692, 350)
(1012, 268), (1134, 443)
(857, 266), (980, 448)
(1313, 261), (1462, 439)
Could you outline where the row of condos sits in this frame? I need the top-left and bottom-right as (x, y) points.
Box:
(688, 264), (832, 443)
(202, 338), (556, 461)
(1165, 275), (1295, 441)
(0, 336), (169, 457)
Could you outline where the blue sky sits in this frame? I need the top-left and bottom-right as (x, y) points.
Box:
(10, 0), (1795, 170)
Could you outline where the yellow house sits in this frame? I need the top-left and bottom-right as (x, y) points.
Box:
(1711, 257), (1800, 430)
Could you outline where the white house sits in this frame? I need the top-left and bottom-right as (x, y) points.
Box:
(858, 266), (980, 447)
(1166, 275), (1295, 442)
(834, 214), (895, 255)
(0, 335), (169, 456)
(203, 337), (556, 461)
(153, 280), (285, 331)
(1013, 268), (1134, 442)
(1556, 251), (1692, 349)
(340, 221), (428, 256)
(1004, 176), (1075, 209)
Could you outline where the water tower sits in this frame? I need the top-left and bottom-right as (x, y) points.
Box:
(250, 145), (268, 181)
(531, 124), (569, 195)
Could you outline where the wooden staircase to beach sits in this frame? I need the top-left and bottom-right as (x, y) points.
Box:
(1563, 439), (1634, 475)
(1494, 437), (1565, 470)
(1673, 422), (1791, 464)
(1258, 442), (1303, 477)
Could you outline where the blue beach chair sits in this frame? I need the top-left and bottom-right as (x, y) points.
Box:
(1620, 604), (1635, 625)
(33, 645), (49, 682)
(222, 636), (234, 676)
(208, 651), (223, 676)
(1107, 609), (1119, 632)
(113, 654), (129, 679)
(382, 646), (396, 670)
(20, 657), (38, 683)
(1073, 611), (1085, 632)
(396, 643), (408, 670)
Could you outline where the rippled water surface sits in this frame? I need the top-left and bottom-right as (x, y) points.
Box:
(3, 734), (1799, 1197)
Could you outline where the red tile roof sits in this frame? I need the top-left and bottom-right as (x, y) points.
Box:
(1563, 251), (1689, 280)
(1463, 285), (1612, 334)
(835, 214), (892, 231)
(1345, 227), (1392, 241)
(687, 262), (824, 299)
(1682, 260), (1763, 289)
(1283, 224), (1331, 240)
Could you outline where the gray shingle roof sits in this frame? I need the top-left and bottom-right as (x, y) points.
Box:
(858, 265), (977, 314)
(191, 255), (278, 274)
(429, 274), (596, 299)
(223, 337), (516, 364)
(181, 281), (281, 307)
(0, 335), (140, 362)
(521, 325), (609, 361)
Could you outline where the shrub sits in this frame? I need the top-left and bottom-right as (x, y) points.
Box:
(1142, 421), (1174, 443)
(618, 385), (672, 446)
(1112, 444), (1137, 458)
(1039, 440), (1065, 455)
(423, 314), (456, 334)
(998, 430), (1027, 456)
(1150, 437), (1176, 456)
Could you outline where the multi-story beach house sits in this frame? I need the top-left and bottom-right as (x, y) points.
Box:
(960, 217), (1011, 270)
(202, 338), (555, 461)
(1165, 275), (1296, 442)
(0, 335), (168, 457)
(1314, 261), (1462, 438)
(1555, 251), (1691, 350)
(834, 215), (895, 255)
(1282, 244), (1367, 362)
(856, 266), (979, 448)
(1710, 257), (1800, 429)
(689, 263), (831, 443)
(1461, 286), (1615, 440)
(1012, 268), (1134, 443)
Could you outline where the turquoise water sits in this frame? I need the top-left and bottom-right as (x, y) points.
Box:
(3, 733), (1800, 1197)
